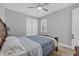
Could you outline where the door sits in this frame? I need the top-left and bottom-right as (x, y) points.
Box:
(26, 17), (38, 36)
(32, 19), (38, 35)
(26, 17), (32, 36)
(72, 7), (79, 48)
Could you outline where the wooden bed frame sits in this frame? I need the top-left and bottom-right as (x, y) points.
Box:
(38, 34), (58, 52)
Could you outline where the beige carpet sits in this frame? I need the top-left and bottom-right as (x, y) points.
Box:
(48, 45), (75, 56)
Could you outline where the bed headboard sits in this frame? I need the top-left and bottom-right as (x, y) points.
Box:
(0, 18), (8, 48)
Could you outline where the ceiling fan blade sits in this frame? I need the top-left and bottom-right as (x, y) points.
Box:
(42, 7), (48, 11)
(41, 3), (49, 7)
(29, 7), (37, 8)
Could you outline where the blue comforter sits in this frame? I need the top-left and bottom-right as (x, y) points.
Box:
(27, 35), (55, 56)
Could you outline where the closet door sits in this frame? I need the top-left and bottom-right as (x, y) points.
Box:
(32, 19), (38, 35)
(72, 7), (79, 48)
(26, 17), (38, 36)
(26, 17), (32, 36)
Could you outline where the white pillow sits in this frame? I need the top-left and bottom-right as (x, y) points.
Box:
(0, 36), (26, 56)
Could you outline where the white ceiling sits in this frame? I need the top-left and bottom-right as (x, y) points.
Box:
(4, 3), (74, 18)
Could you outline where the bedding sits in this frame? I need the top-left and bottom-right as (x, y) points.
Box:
(0, 35), (57, 56)
(0, 36), (26, 56)
(42, 35), (58, 47)
(27, 35), (55, 56)
(19, 37), (43, 56)
(0, 36), (43, 56)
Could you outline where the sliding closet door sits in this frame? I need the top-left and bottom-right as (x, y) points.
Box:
(26, 17), (32, 36)
(72, 8), (79, 35)
(26, 17), (38, 36)
(72, 7), (79, 48)
(32, 19), (38, 35)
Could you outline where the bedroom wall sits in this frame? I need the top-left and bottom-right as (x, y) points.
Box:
(5, 9), (39, 36)
(38, 4), (79, 47)
(0, 4), (5, 22)
(5, 9), (26, 36)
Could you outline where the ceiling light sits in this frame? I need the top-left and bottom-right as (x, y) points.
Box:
(38, 7), (42, 10)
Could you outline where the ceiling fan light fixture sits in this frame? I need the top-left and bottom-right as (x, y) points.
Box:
(29, 3), (49, 11)
(38, 7), (42, 10)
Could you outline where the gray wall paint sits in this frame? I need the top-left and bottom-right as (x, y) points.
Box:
(4, 3), (79, 46)
(5, 9), (39, 36)
(5, 9), (26, 36)
(0, 4), (5, 22)
(38, 18), (41, 34)
(39, 4), (79, 46)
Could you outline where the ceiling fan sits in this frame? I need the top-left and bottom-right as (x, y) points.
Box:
(28, 3), (49, 11)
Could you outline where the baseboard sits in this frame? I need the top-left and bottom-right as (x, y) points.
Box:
(58, 43), (73, 50)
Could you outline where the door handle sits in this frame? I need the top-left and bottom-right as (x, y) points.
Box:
(72, 34), (75, 38)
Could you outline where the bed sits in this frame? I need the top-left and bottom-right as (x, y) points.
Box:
(19, 35), (58, 56)
(0, 35), (58, 56)
(0, 18), (58, 56)
(27, 35), (58, 56)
